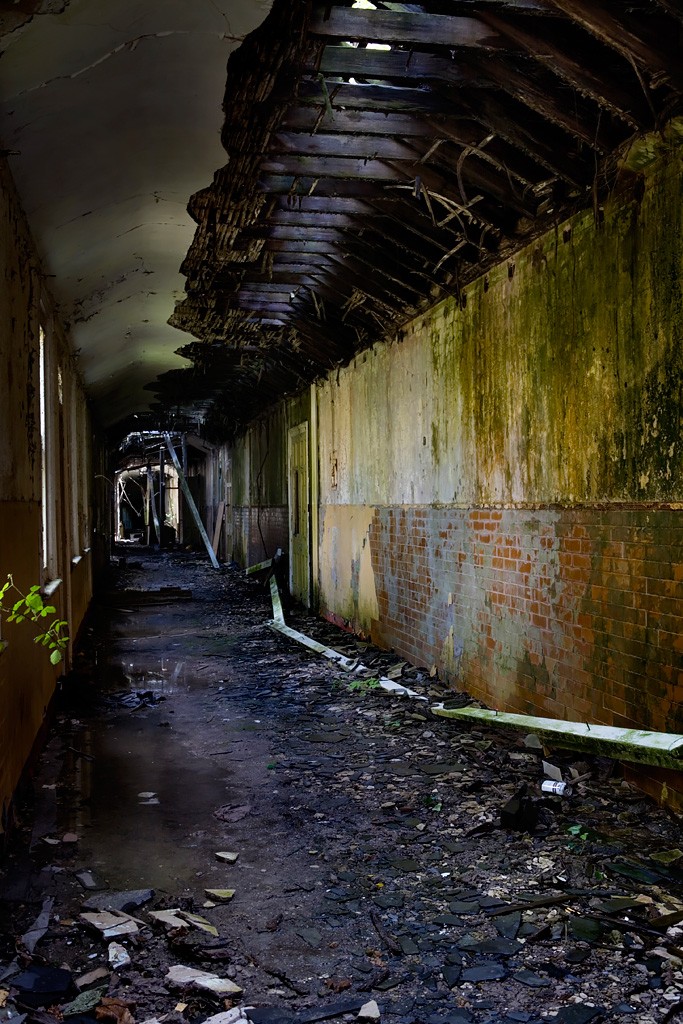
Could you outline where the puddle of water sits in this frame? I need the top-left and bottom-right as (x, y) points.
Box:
(79, 654), (201, 698)
(45, 590), (257, 893)
(57, 709), (233, 892)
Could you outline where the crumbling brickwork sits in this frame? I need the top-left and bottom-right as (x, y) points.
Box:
(369, 505), (682, 733)
(232, 506), (288, 568)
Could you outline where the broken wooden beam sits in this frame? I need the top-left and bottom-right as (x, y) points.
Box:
(163, 434), (220, 570)
(245, 557), (273, 576)
(309, 9), (507, 49)
(313, 47), (472, 86)
(431, 705), (683, 771)
(212, 500), (225, 556)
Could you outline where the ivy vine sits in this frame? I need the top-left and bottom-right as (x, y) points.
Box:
(0, 575), (69, 665)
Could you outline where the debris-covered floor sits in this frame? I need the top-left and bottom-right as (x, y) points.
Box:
(2, 552), (683, 1024)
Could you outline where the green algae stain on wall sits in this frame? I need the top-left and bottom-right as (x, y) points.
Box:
(317, 122), (683, 511)
(421, 125), (683, 506)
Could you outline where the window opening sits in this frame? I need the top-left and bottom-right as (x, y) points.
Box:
(39, 322), (58, 579)
(39, 327), (48, 572)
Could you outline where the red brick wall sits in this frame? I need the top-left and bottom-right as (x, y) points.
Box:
(232, 505), (288, 568)
(368, 505), (683, 737)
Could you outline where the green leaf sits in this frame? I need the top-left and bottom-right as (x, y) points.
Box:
(49, 649), (63, 665)
(15, 614), (25, 624)
(28, 585), (41, 595)
(26, 593), (43, 612)
(43, 605), (56, 615)
(12, 599), (24, 614)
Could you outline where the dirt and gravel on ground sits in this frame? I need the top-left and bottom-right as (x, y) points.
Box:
(1, 551), (683, 1024)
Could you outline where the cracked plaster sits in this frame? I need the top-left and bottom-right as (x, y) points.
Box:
(0, 0), (272, 428)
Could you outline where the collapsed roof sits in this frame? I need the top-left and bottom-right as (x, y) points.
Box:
(162, 0), (682, 439)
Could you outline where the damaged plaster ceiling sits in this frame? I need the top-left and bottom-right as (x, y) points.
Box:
(0, 0), (272, 430)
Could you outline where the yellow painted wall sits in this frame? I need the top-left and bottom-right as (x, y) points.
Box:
(317, 504), (379, 634)
(0, 156), (94, 830)
(225, 394), (312, 568)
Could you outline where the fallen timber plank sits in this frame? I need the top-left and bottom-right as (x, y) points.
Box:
(267, 577), (427, 700)
(245, 557), (273, 576)
(164, 433), (220, 570)
(431, 705), (683, 770)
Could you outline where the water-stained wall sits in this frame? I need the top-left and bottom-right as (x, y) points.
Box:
(0, 157), (93, 832)
(315, 125), (683, 802)
(223, 393), (311, 568)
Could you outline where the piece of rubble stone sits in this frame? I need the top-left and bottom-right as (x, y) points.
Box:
(552, 1007), (604, 1024)
(512, 970), (551, 988)
(164, 965), (242, 996)
(204, 889), (235, 901)
(108, 943), (131, 970)
(461, 963), (506, 982)
(79, 911), (139, 938)
(83, 889), (154, 913)
(202, 1010), (252, 1024)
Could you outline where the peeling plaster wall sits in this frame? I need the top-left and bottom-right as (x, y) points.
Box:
(314, 131), (683, 803)
(0, 157), (93, 831)
(224, 395), (310, 569)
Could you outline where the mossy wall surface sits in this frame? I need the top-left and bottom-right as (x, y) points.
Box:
(226, 394), (311, 567)
(318, 125), (683, 509)
(313, 127), (683, 806)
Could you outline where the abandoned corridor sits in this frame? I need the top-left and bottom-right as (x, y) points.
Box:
(1, 551), (682, 1024)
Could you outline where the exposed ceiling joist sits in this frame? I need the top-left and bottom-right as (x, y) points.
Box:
(308, 8), (507, 48)
(313, 45), (475, 85)
(477, 10), (649, 128)
(541, 0), (683, 87)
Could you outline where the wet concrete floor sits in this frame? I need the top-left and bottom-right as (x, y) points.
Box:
(1, 551), (683, 1024)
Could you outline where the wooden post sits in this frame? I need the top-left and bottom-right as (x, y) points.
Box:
(147, 464), (160, 545)
(164, 434), (219, 569)
(212, 500), (225, 556)
(158, 447), (166, 547)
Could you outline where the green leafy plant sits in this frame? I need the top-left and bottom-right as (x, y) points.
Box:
(347, 676), (381, 695)
(423, 793), (443, 812)
(566, 822), (590, 850)
(0, 574), (69, 665)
